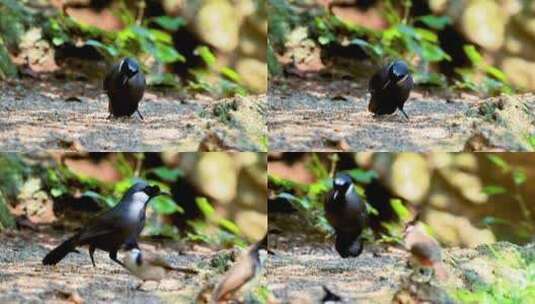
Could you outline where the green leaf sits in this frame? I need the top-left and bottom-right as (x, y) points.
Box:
(151, 167), (183, 182)
(278, 192), (311, 210)
(413, 71), (448, 87)
(482, 185), (507, 196)
(487, 155), (510, 172)
(146, 72), (180, 87)
(529, 135), (535, 150)
(318, 36), (330, 45)
(381, 27), (401, 45)
(219, 219), (241, 235)
(50, 188), (64, 198)
(485, 66), (507, 82)
(513, 170), (526, 186)
(150, 16), (185, 31)
(151, 196), (183, 215)
(154, 43), (185, 63)
(350, 38), (383, 58)
(149, 29), (173, 44)
(85, 39), (119, 57)
(390, 199), (411, 222)
(52, 37), (65, 46)
(82, 190), (115, 207)
(421, 41), (451, 62)
(416, 15), (451, 30)
(415, 28), (438, 42)
(131, 25), (152, 39)
(194, 46), (216, 66)
(464, 45), (483, 66)
(196, 197), (215, 217)
(220, 67), (241, 83)
(114, 178), (136, 198)
(345, 169), (378, 184)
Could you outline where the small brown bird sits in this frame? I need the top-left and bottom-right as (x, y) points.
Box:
(123, 248), (198, 286)
(404, 223), (448, 282)
(211, 235), (267, 302)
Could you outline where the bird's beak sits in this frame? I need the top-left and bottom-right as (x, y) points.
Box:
(396, 74), (409, 85)
(120, 75), (129, 86)
(159, 192), (172, 197)
(382, 79), (391, 89)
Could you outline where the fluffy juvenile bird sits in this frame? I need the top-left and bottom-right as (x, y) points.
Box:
(212, 235), (267, 302)
(42, 182), (167, 267)
(368, 60), (413, 119)
(123, 248), (198, 286)
(324, 173), (367, 258)
(104, 57), (146, 119)
(404, 223), (448, 282)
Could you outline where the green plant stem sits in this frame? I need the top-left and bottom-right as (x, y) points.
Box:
(136, 0), (145, 25)
(514, 192), (532, 222)
(402, 0), (412, 24)
(329, 153), (339, 178)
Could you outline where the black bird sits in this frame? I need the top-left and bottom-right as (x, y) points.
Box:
(324, 173), (367, 258)
(104, 57), (146, 119)
(368, 60), (413, 119)
(42, 182), (168, 267)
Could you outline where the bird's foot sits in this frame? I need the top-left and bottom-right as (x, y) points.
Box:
(399, 109), (410, 121)
(136, 110), (144, 120)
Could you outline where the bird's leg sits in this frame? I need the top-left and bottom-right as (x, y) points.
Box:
(109, 251), (125, 268)
(399, 108), (410, 121)
(136, 110), (144, 120)
(89, 246), (96, 268)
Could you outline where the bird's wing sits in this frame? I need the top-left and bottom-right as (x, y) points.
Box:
(103, 63), (120, 92)
(368, 66), (389, 93)
(76, 210), (122, 242)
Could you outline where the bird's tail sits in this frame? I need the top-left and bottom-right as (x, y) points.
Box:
(42, 236), (78, 265)
(335, 232), (363, 258)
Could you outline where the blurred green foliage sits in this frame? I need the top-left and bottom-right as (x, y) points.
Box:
(0, 0), (32, 78)
(0, 153), (245, 246)
(3, 0), (246, 96)
(187, 197), (246, 247)
(453, 244), (535, 303)
(268, 0), (512, 95)
(481, 155), (533, 243)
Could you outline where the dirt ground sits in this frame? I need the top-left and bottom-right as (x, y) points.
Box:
(0, 230), (207, 303)
(267, 214), (535, 303)
(0, 77), (266, 152)
(0, 229), (269, 304)
(268, 76), (535, 152)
